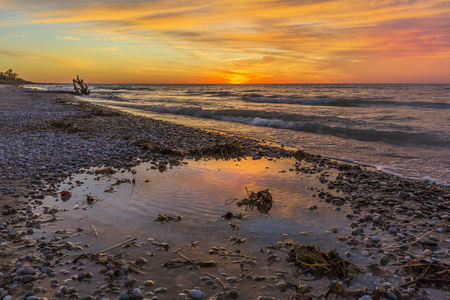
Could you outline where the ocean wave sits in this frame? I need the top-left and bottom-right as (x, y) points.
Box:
(143, 105), (449, 147)
(90, 93), (129, 102)
(242, 95), (450, 109)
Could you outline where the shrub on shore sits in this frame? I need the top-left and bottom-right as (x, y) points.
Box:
(0, 68), (33, 84)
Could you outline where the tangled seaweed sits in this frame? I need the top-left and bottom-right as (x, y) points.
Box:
(400, 259), (450, 290)
(227, 188), (273, 214)
(270, 241), (359, 281)
(154, 213), (184, 222)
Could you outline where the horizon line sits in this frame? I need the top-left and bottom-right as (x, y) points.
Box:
(29, 82), (450, 85)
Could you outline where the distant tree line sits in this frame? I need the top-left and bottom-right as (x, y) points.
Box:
(0, 69), (33, 84)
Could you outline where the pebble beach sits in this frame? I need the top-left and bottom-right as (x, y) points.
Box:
(0, 85), (449, 300)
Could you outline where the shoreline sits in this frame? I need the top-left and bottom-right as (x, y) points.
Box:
(0, 85), (449, 299)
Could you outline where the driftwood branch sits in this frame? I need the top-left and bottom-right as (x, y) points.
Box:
(73, 75), (90, 95)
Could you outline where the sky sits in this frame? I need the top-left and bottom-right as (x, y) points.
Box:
(0, 0), (449, 84)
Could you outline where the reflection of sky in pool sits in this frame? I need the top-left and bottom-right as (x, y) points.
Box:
(40, 157), (378, 298)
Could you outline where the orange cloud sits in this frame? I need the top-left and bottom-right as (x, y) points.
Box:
(1, 0), (449, 83)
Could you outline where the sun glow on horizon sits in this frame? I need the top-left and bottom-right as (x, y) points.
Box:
(0, 0), (449, 84)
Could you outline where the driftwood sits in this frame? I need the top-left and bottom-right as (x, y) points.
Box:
(73, 75), (90, 95)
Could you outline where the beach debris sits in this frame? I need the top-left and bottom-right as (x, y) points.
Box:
(221, 212), (246, 230)
(104, 186), (117, 193)
(221, 211), (246, 220)
(99, 237), (138, 253)
(269, 241), (359, 281)
(161, 251), (217, 269)
(322, 280), (365, 299)
(151, 241), (170, 251)
(111, 178), (131, 186)
(95, 167), (116, 175)
(133, 139), (183, 156)
(399, 259), (450, 289)
(154, 213), (184, 222)
(190, 142), (245, 158)
(60, 190), (72, 202)
(190, 240), (202, 248)
(84, 194), (102, 206)
(208, 246), (257, 267)
(89, 225), (98, 237)
(72, 75), (90, 95)
(228, 236), (247, 247)
(226, 188), (273, 214)
(292, 149), (314, 161)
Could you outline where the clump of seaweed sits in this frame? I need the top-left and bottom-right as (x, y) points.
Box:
(132, 139), (183, 156)
(48, 119), (88, 133)
(189, 142), (245, 159)
(227, 188), (273, 214)
(154, 213), (183, 222)
(292, 149), (315, 161)
(270, 241), (359, 281)
(84, 194), (102, 205)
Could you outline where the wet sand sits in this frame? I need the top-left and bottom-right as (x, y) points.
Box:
(0, 85), (449, 300)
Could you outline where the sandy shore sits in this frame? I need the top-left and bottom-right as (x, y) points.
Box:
(0, 85), (449, 300)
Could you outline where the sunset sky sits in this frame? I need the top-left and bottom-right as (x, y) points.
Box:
(1, 0), (449, 84)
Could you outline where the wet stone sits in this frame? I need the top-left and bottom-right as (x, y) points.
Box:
(22, 274), (33, 283)
(228, 289), (238, 299)
(276, 282), (287, 291)
(144, 280), (154, 287)
(388, 227), (398, 234)
(189, 289), (204, 299)
(386, 290), (399, 300)
(132, 288), (143, 298)
(154, 287), (167, 294)
(135, 257), (147, 265)
(380, 255), (390, 266)
(422, 240), (438, 246)
(351, 228), (364, 236)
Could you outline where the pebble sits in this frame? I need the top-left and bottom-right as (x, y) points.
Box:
(154, 287), (167, 294)
(228, 289), (238, 299)
(135, 257), (147, 265)
(119, 291), (129, 299)
(423, 249), (433, 256)
(397, 233), (406, 239)
(351, 228), (364, 236)
(144, 280), (154, 287)
(53, 290), (64, 298)
(385, 290), (399, 300)
(132, 288), (143, 298)
(298, 284), (310, 293)
(380, 255), (390, 266)
(436, 227), (444, 233)
(388, 227), (398, 234)
(276, 281), (288, 291)
(189, 289), (204, 299)
(21, 274), (33, 283)
(421, 240), (438, 246)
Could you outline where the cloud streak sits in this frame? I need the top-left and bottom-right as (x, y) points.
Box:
(1, 0), (449, 83)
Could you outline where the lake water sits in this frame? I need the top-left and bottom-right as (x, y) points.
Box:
(30, 83), (450, 184)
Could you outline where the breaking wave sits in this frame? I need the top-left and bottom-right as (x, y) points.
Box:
(142, 105), (449, 147)
(241, 95), (450, 109)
